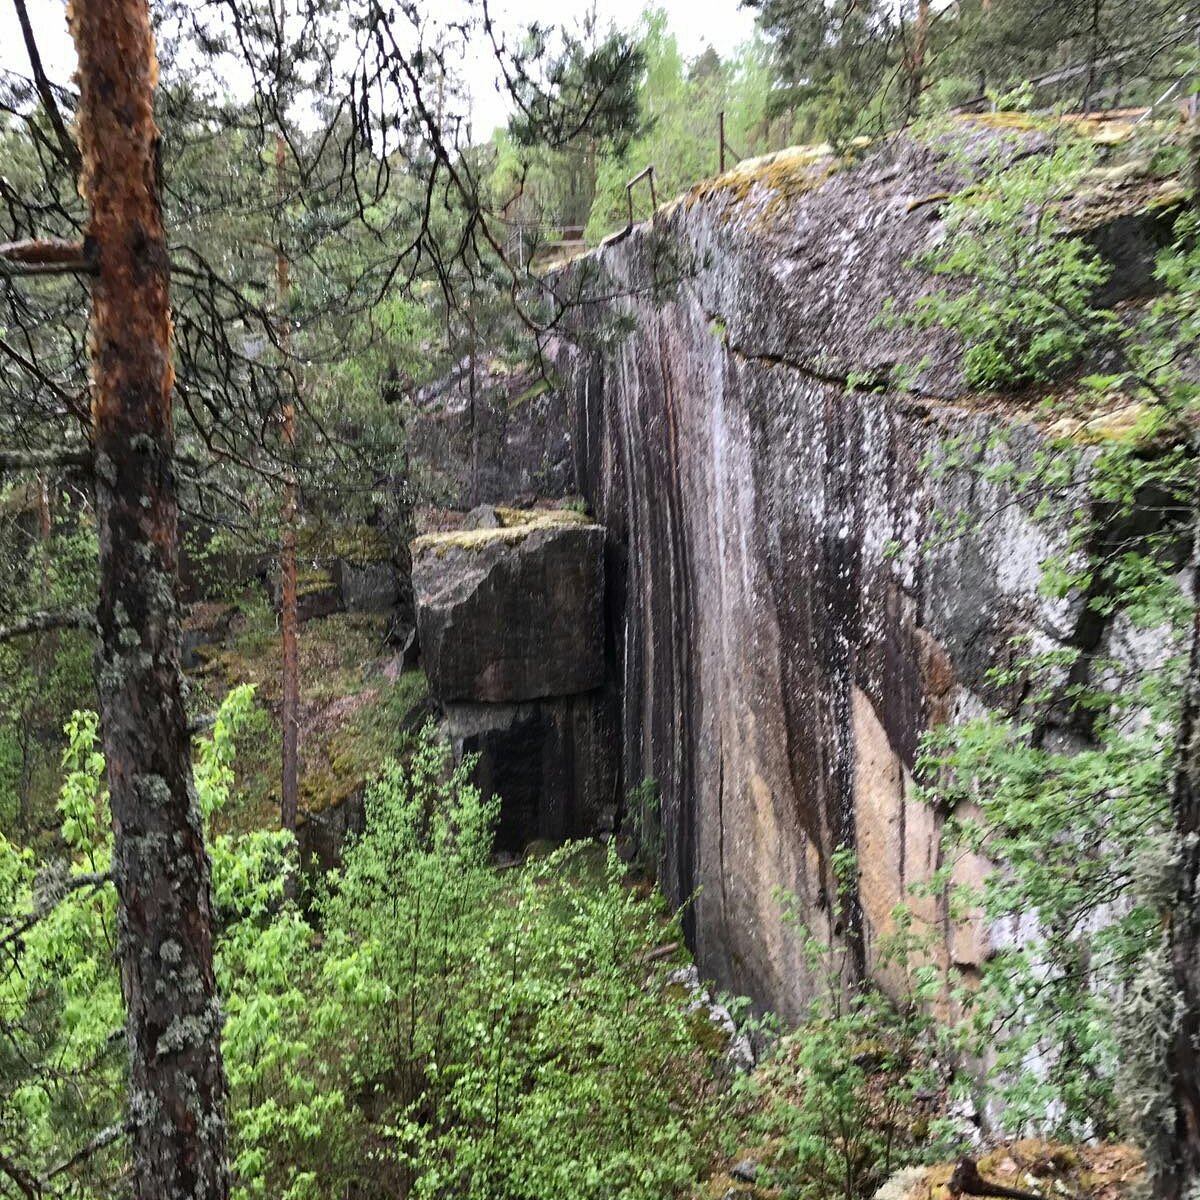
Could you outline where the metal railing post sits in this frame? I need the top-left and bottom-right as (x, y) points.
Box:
(624, 164), (657, 232)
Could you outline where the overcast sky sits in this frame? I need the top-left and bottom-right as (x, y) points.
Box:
(0, 0), (758, 138)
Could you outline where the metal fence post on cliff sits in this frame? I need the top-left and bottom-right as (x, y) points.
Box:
(624, 164), (657, 232)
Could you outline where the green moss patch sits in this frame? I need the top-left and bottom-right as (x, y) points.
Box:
(689, 144), (845, 224)
(192, 598), (429, 833)
(297, 521), (393, 565)
(412, 507), (593, 557)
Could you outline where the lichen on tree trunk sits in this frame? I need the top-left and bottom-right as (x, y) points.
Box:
(68, 1), (230, 1196)
(1164, 553), (1200, 1200)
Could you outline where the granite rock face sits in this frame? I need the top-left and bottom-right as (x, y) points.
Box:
(412, 509), (613, 846)
(543, 127), (1179, 1019)
(445, 694), (616, 852)
(412, 515), (606, 703)
(407, 352), (577, 507)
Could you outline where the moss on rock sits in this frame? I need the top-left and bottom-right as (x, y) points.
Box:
(411, 507), (593, 557)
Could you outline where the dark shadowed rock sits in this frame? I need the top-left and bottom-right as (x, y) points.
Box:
(445, 689), (617, 850)
(412, 510), (605, 703)
(407, 349), (577, 507)
(332, 558), (399, 612)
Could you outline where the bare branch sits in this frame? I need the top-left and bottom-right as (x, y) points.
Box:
(0, 446), (91, 471)
(0, 1149), (38, 1200)
(0, 237), (94, 276)
(0, 870), (112, 954)
(41, 1120), (130, 1185)
(0, 607), (97, 643)
(11, 0), (82, 175)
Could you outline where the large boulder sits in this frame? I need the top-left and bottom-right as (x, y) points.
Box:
(412, 509), (605, 704)
(445, 691), (617, 851)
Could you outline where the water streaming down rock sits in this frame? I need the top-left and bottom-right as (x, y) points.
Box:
(408, 123), (1184, 1021)
(543, 127), (1182, 1020)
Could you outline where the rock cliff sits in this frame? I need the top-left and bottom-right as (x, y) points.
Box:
(403, 120), (1182, 1021)
(540, 124), (1181, 1019)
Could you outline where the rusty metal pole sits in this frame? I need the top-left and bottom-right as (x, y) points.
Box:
(719, 110), (726, 173)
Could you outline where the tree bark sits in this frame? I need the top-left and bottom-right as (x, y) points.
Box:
(276, 132), (300, 835)
(1164, 555), (1200, 1199)
(68, 3), (230, 1197)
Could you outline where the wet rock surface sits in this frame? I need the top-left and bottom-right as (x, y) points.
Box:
(413, 508), (612, 847)
(412, 513), (605, 703)
(407, 351), (577, 508)
(544, 128), (1177, 1019)
(445, 692), (617, 852)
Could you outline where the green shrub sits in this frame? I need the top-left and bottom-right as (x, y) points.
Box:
(2, 706), (717, 1199)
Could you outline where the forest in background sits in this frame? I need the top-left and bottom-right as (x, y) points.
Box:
(1, 1), (1199, 1198)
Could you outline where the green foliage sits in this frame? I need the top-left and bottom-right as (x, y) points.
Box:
(0, 497), (98, 838)
(583, 12), (784, 240)
(626, 775), (662, 870)
(232, 726), (714, 1199)
(745, 0), (1199, 146)
(899, 125), (1199, 1142)
(884, 135), (1110, 391)
(3, 710), (717, 1198)
(735, 869), (946, 1200)
(0, 685), (272, 1193)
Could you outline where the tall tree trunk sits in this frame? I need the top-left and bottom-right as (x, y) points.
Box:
(276, 132), (300, 835)
(18, 474), (54, 831)
(69, 3), (230, 1197)
(1165, 564), (1200, 1199)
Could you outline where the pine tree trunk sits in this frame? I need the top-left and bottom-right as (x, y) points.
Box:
(276, 133), (300, 835)
(69, 3), (230, 1196)
(280, 401), (299, 833)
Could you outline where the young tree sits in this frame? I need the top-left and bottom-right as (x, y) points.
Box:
(1, 8), (649, 1193)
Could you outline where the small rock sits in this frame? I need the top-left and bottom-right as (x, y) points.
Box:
(731, 1159), (758, 1185)
(666, 964), (701, 992)
(462, 504), (501, 530)
(725, 1031), (755, 1073)
(944, 1097), (983, 1148)
(874, 1165), (933, 1200)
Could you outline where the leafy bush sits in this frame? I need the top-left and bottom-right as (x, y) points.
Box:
(884, 134), (1111, 391)
(732, 862), (947, 1200)
(2, 705), (717, 1199)
(894, 125), (1199, 1146)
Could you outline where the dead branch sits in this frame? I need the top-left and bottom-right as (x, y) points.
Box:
(11, 0), (82, 175)
(0, 237), (94, 276)
(0, 446), (92, 471)
(0, 608), (97, 643)
(40, 1120), (130, 1185)
(0, 870), (112, 955)
(0, 1150), (38, 1200)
